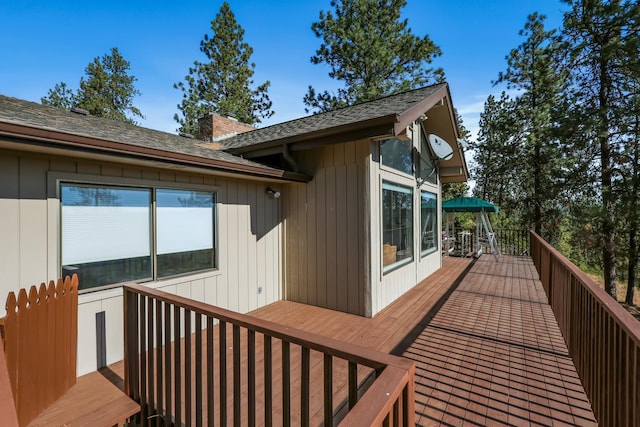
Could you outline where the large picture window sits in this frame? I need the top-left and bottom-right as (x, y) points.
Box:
(421, 191), (438, 256)
(382, 181), (413, 273)
(157, 189), (215, 277)
(61, 185), (152, 290)
(61, 184), (217, 291)
(380, 138), (413, 175)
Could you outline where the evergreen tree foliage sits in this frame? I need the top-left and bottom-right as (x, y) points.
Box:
(42, 82), (77, 110)
(494, 13), (568, 240)
(304, 0), (444, 113)
(42, 47), (143, 124)
(561, 0), (639, 298)
(174, 2), (273, 134)
(473, 92), (527, 227)
(473, 0), (640, 301)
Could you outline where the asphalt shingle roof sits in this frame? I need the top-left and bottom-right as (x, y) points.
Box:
(0, 94), (276, 171)
(222, 83), (447, 150)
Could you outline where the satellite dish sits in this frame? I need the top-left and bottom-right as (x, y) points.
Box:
(428, 134), (454, 161)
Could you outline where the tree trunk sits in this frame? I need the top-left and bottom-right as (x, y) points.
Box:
(626, 122), (640, 305)
(534, 140), (542, 236)
(599, 55), (617, 299)
(627, 222), (638, 304)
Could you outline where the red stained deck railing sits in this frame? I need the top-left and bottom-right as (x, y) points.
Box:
(531, 231), (640, 427)
(123, 283), (415, 427)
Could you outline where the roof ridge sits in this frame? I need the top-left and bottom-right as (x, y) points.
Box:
(222, 82), (448, 150)
(245, 82), (447, 135)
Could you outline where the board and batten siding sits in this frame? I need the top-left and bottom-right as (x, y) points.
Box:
(283, 140), (370, 316)
(0, 148), (282, 375)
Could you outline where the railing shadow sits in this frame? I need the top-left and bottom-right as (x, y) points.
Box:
(394, 256), (596, 426)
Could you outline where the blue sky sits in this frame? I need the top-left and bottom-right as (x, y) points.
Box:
(0, 1), (566, 140)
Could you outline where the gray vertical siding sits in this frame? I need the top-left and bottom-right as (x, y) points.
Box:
(283, 140), (370, 316)
(0, 148), (282, 375)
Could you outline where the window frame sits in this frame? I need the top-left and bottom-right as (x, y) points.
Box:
(155, 188), (217, 279)
(56, 175), (219, 293)
(379, 137), (415, 179)
(381, 180), (414, 275)
(420, 190), (438, 257)
(60, 183), (154, 291)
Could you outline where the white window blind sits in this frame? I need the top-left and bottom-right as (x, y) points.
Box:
(61, 186), (151, 265)
(156, 189), (214, 255)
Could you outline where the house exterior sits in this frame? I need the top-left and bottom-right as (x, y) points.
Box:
(0, 82), (467, 375)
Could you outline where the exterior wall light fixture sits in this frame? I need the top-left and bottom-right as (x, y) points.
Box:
(266, 187), (281, 198)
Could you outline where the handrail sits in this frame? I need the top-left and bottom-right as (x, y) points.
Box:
(530, 231), (640, 427)
(123, 282), (415, 426)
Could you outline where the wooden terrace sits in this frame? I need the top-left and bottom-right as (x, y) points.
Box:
(118, 240), (619, 426)
(10, 233), (640, 425)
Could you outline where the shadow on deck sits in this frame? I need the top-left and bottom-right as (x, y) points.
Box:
(251, 255), (596, 426)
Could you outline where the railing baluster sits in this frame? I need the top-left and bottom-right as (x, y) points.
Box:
(219, 321), (227, 425)
(282, 341), (290, 427)
(147, 298), (154, 424)
(248, 330), (256, 427)
(348, 361), (357, 409)
(206, 317), (214, 427)
(301, 346), (310, 427)
(155, 299), (163, 427)
(324, 354), (332, 426)
(139, 296), (147, 421)
(264, 335), (272, 427)
(123, 289), (140, 423)
(402, 383), (411, 427)
(185, 309), (192, 427)
(164, 302), (172, 426)
(174, 305), (182, 425)
(633, 344), (638, 427)
(195, 313), (202, 427)
(233, 325), (241, 427)
(392, 399), (399, 426)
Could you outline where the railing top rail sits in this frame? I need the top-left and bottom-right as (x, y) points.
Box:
(123, 282), (412, 371)
(530, 231), (640, 346)
(338, 364), (415, 426)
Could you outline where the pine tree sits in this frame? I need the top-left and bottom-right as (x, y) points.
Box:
(42, 48), (143, 124)
(561, 0), (638, 298)
(474, 92), (526, 226)
(495, 13), (567, 239)
(304, 0), (443, 113)
(442, 110), (471, 200)
(174, 2), (273, 135)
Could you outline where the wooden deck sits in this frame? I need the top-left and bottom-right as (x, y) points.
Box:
(114, 254), (597, 425)
(250, 255), (596, 426)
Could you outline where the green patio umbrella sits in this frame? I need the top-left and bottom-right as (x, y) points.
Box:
(442, 197), (499, 213)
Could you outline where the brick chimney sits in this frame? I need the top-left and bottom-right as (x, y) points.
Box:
(197, 113), (254, 142)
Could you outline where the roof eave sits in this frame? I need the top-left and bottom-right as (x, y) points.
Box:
(0, 121), (311, 183)
(392, 84), (451, 136)
(229, 114), (399, 156)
